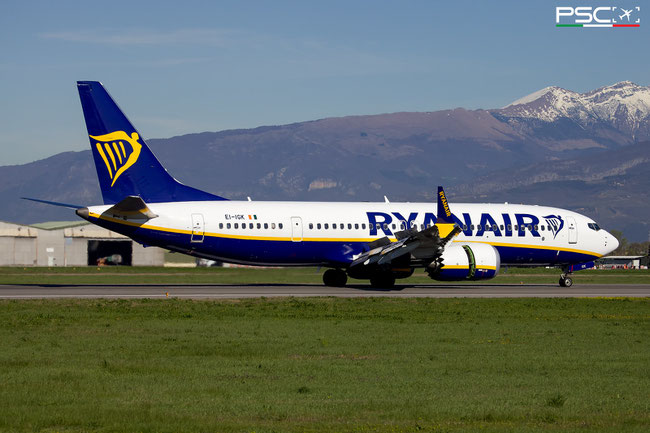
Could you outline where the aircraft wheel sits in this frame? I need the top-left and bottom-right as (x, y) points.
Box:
(323, 269), (347, 287)
(370, 273), (396, 289)
(559, 276), (573, 287)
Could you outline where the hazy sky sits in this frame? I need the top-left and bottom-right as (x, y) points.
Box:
(1, 0), (648, 165)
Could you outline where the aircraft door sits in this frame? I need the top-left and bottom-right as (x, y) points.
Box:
(291, 217), (303, 242)
(191, 213), (205, 243)
(567, 216), (577, 244)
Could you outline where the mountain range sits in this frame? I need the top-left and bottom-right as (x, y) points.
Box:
(3, 81), (649, 241)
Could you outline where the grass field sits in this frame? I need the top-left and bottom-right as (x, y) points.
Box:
(0, 297), (648, 432)
(1, 266), (649, 285)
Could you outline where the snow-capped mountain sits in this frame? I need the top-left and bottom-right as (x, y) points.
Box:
(495, 81), (650, 141)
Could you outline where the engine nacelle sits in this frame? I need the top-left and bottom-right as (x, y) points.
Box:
(427, 243), (500, 281)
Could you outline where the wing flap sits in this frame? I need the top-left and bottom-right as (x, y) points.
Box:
(348, 186), (461, 271)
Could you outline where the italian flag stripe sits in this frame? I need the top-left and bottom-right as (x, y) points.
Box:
(557, 24), (639, 28)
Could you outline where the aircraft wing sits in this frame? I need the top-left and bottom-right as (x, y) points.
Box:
(348, 186), (461, 270)
(349, 223), (461, 268)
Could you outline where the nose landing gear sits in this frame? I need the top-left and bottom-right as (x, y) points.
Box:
(559, 267), (573, 287)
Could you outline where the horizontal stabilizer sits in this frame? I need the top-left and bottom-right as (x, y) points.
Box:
(104, 196), (158, 220)
(21, 197), (84, 209)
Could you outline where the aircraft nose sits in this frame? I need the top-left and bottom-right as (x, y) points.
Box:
(605, 231), (619, 254)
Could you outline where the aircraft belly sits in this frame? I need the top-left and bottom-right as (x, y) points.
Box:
(495, 244), (598, 265)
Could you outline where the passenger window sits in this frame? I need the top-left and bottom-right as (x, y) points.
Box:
(471, 225), (475, 230)
(257, 223), (261, 229)
(219, 223), (223, 229)
(333, 223), (337, 229)
(355, 223), (359, 229)
(340, 223), (344, 229)
(541, 225), (545, 231)
(500, 225), (504, 231)
(420, 224), (424, 230)
(279, 223), (283, 229)
(271, 223), (276, 229)
(382, 223), (388, 230)
(317, 223), (321, 229)
(392, 224), (396, 230)
(324, 223), (329, 229)
(348, 223), (352, 229)
(264, 223), (268, 229)
(234, 223), (239, 229)
(514, 225), (518, 230)
(534, 225), (538, 231)
(309, 223), (313, 229)
(477, 224), (482, 230)
(227, 223), (231, 229)
(362, 224), (366, 229)
(249, 223), (253, 229)
(463, 225), (468, 231)
(507, 225), (512, 231)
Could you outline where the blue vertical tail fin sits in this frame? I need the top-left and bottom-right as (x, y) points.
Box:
(77, 81), (227, 204)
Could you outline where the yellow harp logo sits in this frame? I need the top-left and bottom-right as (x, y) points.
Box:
(90, 131), (142, 187)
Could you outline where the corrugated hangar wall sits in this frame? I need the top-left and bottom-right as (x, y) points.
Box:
(0, 221), (164, 266)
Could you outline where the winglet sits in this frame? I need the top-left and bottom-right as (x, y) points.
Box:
(436, 186), (458, 238)
(436, 186), (454, 224)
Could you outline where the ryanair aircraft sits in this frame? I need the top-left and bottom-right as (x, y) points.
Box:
(28, 82), (619, 288)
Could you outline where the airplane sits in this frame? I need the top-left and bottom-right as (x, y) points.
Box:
(25, 81), (619, 288)
(619, 8), (633, 21)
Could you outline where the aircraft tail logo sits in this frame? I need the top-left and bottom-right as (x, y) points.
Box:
(89, 131), (142, 187)
(543, 214), (564, 239)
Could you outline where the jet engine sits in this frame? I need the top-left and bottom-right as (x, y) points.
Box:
(427, 243), (500, 281)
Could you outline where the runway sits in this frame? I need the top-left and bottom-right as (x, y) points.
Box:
(0, 284), (649, 299)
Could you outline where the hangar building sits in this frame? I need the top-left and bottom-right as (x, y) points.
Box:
(0, 220), (164, 266)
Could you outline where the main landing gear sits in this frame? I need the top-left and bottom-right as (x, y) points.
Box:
(559, 268), (573, 287)
(323, 268), (348, 287)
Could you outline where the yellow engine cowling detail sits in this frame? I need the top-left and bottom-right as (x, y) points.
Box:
(427, 243), (500, 281)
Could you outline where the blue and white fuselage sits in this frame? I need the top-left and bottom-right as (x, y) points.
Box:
(65, 81), (618, 288)
(82, 200), (615, 268)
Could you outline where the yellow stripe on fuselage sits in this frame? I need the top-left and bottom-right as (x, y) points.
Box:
(457, 239), (601, 258)
(88, 212), (601, 258)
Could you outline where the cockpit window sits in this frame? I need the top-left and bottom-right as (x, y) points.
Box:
(587, 223), (601, 231)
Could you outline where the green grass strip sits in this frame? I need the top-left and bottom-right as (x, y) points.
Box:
(0, 297), (648, 432)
